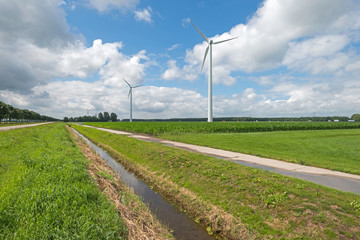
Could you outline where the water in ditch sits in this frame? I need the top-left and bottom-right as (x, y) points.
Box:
(73, 129), (215, 240)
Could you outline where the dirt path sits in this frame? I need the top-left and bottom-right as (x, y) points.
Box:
(81, 124), (360, 194)
(0, 122), (53, 131)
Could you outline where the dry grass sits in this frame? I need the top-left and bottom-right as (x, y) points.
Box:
(68, 126), (173, 240)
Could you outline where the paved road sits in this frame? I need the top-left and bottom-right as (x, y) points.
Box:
(82, 125), (360, 194)
(0, 122), (53, 131)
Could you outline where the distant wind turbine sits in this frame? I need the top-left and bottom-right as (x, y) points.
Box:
(123, 78), (142, 122)
(191, 21), (237, 122)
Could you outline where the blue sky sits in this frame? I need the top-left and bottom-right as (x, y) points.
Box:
(0, 0), (360, 119)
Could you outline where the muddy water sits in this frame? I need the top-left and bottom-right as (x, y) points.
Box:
(73, 129), (215, 240)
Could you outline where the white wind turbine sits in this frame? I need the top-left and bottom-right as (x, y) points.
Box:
(123, 78), (142, 122)
(191, 21), (237, 122)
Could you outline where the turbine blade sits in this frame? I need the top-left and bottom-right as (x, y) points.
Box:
(133, 85), (142, 88)
(190, 21), (209, 43)
(201, 46), (209, 72)
(128, 89), (131, 98)
(123, 78), (131, 87)
(213, 37), (238, 45)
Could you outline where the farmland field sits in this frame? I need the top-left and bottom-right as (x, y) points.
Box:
(162, 129), (360, 175)
(85, 121), (360, 174)
(71, 123), (360, 240)
(84, 121), (360, 135)
(0, 123), (128, 239)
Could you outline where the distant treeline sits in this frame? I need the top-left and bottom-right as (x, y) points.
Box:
(121, 116), (358, 122)
(64, 112), (118, 122)
(0, 101), (58, 123)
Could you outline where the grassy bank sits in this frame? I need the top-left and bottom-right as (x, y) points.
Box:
(67, 126), (173, 240)
(84, 121), (360, 135)
(161, 129), (360, 175)
(0, 123), (127, 239)
(71, 124), (360, 240)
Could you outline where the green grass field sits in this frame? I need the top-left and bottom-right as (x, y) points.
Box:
(161, 129), (360, 175)
(71, 124), (360, 240)
(85, 121), (360, 135)
(84, 122), (360, 175)
(0, 123), (127, 239)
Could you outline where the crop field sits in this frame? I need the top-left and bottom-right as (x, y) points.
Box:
(71, 124), (360, 240)
(84, 121), (360, 135)
(84, 121), (360, 175)
(162, 129), (360, 175)
(0, 123), (128, 239)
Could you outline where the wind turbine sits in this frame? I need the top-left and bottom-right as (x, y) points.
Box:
(123, 78), (142, 122)
(191, 21), (237, 122)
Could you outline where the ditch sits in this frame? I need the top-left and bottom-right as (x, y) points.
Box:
(72, 128), (215, 240)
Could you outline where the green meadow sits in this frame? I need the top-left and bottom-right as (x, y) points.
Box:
(84, 121), (360, 135)
(72, 124), (360, 240)
(161, 129), (360, 175)
(0, 123), (127, 239)
(85, 121), (360, 175)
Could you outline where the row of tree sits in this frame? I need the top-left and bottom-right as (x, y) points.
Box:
(352, 114), (360, 121)
(0, 101), (58, 123)
(63, 112), (118, 122)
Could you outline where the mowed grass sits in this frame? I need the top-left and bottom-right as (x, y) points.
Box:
(0, 123), (127, 239)
(161, 129), (360, 175)
(71, 124), (360, 240)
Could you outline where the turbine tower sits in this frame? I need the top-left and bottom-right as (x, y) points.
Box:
(191, 21), (237, 122)
(123, 78), (142, 122)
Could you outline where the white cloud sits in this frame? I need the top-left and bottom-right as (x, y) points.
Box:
(165, 0), (360, 85)
(162, 60), (181, 80)
(167, 43), (181, 51)
(134, 6), (153, 23)
(283, 35), (351, 74)
(0, 0), (149, 93)
(161, 60), (197, 81)
(2, 72), (360, 119)
(86, 0), (139, 12)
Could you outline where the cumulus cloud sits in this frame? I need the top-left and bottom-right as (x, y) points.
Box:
(165, 0), (360, 85)
(162, 60), (197, 81)
(134, 6), (153, 23)
(0, 0), (148, 93)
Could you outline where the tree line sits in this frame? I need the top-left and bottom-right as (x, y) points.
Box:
(63, 112), (118, 122)
(0, 101), (58, 123)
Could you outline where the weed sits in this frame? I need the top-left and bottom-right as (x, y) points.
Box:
(350, 199), (360, 211)
(261, 190), (288, 208)
(97, 170), (114, 181)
